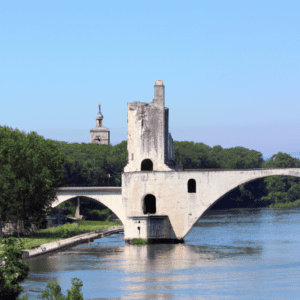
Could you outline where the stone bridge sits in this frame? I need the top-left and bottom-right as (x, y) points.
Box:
(52, 187), (125, 224)
(54, 168), (300, 243)
(53, 80), (300, 243)
(122, 168), (300, 242)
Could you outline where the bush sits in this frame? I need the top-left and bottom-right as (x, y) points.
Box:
(0, 235), (30, 300)
(37, 278), (83, 300)
(269, 199), (300, 208)
(132, 238), (147, 245)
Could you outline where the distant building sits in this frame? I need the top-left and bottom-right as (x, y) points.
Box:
(90, 103), (110, 145)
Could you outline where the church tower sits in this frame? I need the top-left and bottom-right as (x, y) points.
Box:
(90, 103), (110, 145)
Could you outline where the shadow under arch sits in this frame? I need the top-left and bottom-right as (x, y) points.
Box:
(52, 195), (124, 225)
(183, 172), (300, 239)
(203, 174), (300, 217)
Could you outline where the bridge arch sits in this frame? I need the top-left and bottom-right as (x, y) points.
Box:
(182, 168), (300, 239)
(53, 187), (125, 224)
(204, 173), (300, 216)
(53, 196), (122, 222)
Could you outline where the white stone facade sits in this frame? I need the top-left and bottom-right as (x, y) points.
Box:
(124, 80), (175, 172)
(122, 168), (300, 241)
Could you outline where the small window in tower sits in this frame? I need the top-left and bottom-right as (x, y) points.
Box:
(188, 179), (196, 193)
(132, 154), (134, 160)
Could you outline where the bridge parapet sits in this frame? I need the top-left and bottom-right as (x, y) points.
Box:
(56, 187), (122, 195)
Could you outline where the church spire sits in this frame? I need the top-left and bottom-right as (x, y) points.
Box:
(96, 103), (103, 127)
(90, 103), (110, 145)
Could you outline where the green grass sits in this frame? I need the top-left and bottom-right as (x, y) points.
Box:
(269, 199), (300, 208)
(0, 220), (123, 250)
(131, 238), (147, 245)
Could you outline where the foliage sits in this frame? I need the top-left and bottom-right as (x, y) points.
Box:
(260, 152), (300, 206)
(219, 146), (264, 169)
(174, 141), (221, 169)
(0, 235), (84, 299)
(261, 152), (300, 169)
(54, 140), (128, 187)
(269, 199), (300, 208)
(0, 236), (30, 300)
(0, 126), (66, 236)
(174, 142), (263, 170)
(37, 278), (83, 300)
(132, 238), (147, 245)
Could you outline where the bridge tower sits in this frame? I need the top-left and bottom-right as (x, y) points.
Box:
(123, 80), (181, 243)
(124, 80), (177, 172)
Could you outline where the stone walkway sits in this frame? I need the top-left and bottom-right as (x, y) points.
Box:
(20, 225), (124, 259)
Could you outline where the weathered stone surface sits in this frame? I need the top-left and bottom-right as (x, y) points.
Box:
(122, 168), (300, 241)
(124, 80), (175, 172)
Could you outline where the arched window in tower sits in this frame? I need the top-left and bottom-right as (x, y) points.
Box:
(141, 159), (153, 171)
(143, 194), (156, 214)
(188, 179), (196, 193)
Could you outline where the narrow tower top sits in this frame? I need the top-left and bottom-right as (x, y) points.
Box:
(154, 79), (165, 103)
(155, 79), (164, 86)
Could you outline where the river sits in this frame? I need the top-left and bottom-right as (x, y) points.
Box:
(19, 208), (300, 299)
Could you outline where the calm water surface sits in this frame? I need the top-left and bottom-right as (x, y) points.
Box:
(20, 208), (300, 299)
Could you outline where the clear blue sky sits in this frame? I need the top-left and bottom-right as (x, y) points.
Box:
(1, 1), (299, 159)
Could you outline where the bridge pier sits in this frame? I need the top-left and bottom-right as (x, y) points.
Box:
(124, 215), (183, 244)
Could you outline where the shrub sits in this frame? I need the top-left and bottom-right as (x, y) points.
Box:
(37, 278), (83, 300)
(0, 235), (30, 299)
(132, 238), (147, 245)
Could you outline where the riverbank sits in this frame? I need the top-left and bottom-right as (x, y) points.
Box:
(0, 221), (123, 259)
(21, 225), (124, 259)
(269, 200), (300, 208)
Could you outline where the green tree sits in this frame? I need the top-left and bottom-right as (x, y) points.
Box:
(54, 140), (128, 187)
(0, 127), (67, 237)
(220, 146), (263, 169)
(0, 236), (84, 300)
(174, 141), (220, 169)
(0, 236), (30, 299)
(261, 152), (300, 205)
(37, 278), (83, 300)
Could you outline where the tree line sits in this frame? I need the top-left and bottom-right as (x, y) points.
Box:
(0, 127), (66, 237)
(2, 126), (300, 238)
(53, 139), (300, 209)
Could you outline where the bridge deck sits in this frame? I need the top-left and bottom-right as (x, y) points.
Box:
(57, 186), (122, 194)
(183, 167), (299, 171)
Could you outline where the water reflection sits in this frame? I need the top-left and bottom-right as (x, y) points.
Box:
(20, 208), (300, 299)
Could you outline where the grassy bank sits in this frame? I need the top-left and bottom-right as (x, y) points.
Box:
(0, 220), (122, 250)
(269, 200), (300, 208)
